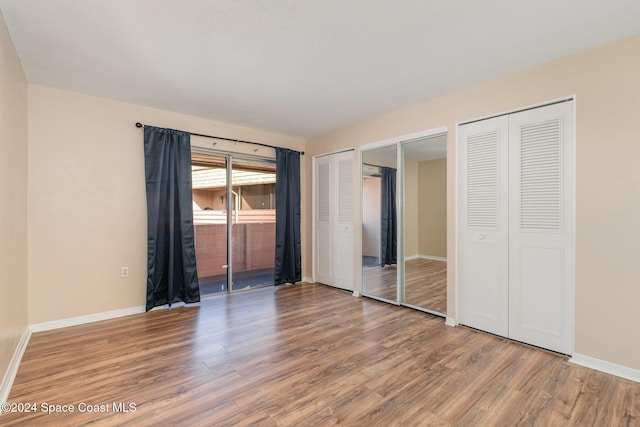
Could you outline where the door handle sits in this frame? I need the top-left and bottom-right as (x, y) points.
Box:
(222, 264), (228, 269)
(477, 233), (487, 240)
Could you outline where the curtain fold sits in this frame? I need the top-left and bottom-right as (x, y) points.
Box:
(274, 147), (301, 285)
(380, 166), (397, 266)
(144, 126), (200, 311)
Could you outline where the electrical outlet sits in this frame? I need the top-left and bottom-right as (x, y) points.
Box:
(121, 266), (129, 278)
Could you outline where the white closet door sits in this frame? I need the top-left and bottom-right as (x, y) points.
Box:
(315, 156), (333, 285)
(333, 155), (355, 290)
(314, 151), (355, 290)
(459, 116), (509, 337)
(508, 102), (574, 354)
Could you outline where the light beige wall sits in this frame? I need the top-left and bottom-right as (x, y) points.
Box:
(307, 33), (640, 370)
(27, 85), (304, 324)
(0, 11), (29, 386)
(362, 177), (380, 257)
(404, 158), (419, 258)
(418, 158), (446, 258)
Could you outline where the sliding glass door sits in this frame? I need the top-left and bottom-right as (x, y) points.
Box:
(230, 158), (276, 291)
(192, 153), (229, 294)
(191, 151), (276, 295)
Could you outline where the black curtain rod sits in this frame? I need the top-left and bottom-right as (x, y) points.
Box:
(135, 122), (304, 155)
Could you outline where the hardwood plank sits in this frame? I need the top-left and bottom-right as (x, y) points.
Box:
(404, 258), (447, 314)
(3, 283), (639, 426)
(363, 258), (447, 314)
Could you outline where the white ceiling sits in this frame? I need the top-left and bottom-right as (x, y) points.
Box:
(363, 133), (447, 164)
(404, 134), (447, 161)
(1, 1), (639, 138)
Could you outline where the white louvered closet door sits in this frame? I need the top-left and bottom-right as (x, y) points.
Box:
(333, 155), (355, 289)
(459, 101), (574, 354)
(313, 151), (355, 291)
(315, 156), (333, 286)
(459, 116), (509, 337)
(508, 102), (573, 354)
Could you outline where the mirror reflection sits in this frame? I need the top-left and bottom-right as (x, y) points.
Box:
(361, 145), (398, 302)
(402, 135), (447, 315)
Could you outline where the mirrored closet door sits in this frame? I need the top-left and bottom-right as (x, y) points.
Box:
(361, 144), (398, 303)
(360, 131), (448, 317)
(401, 135), (447, 316)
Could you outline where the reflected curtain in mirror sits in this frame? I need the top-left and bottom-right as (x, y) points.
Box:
(380, 166), (397, 266)
(274, 147), (301, 285)
(144, 126), (200, 311)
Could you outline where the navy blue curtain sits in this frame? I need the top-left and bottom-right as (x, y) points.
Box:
(380, 167), (397, 266)
(274, 147), (301, 285)
(144, 126), (200, 311)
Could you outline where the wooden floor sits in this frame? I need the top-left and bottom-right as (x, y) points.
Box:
(4, 283), (640, 426)
(362, 264), (397, 301)
(363, 259), (447, 314)
(404, 259), (446, 313)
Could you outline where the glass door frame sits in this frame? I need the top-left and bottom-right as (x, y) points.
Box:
(192, 147), (276, 294)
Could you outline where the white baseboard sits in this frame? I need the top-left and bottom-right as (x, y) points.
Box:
(29, 306), (146, 333)
(445, 317), (457, 327)
(405, 254), (419, 261)
(302, 276), (314, 284)
(0, 329), (31, 404)
(570, 353), (640, 383)
(352, 290), (361, 297)
(418, 254), (447, 262)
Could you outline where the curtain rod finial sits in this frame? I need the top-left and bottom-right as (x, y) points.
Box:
(135, 122), (143, 128)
